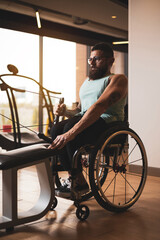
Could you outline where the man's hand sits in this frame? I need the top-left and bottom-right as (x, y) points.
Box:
(55, 103), (66, 116)
(48, 131), (75, 149)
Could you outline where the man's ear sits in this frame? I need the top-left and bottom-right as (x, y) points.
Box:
(111, 57), (115, 65)
(108, 57), (115, 67)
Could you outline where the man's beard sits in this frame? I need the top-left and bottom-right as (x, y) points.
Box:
(89, 66), (108, 80)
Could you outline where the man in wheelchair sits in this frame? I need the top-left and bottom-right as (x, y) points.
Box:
(48, 42), (128, 198)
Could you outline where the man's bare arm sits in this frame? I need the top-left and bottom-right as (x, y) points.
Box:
(55, 102), (81, 119)
(65, 102), (81, 118)
(49, 74), (127, 149)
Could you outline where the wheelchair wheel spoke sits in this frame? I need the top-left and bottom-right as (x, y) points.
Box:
(119, 172), (137, 193)
(102, 172), (117, 194)
(126, 158), (143, 166)
(125, 171), (142, 177)
(124, 142), (138, 164)
(83, 168), (89, 176)
(113, 173), (117, 203)
(125, 172), (127, 203)
(108, 169), (113, 173)
(120, 147), (126, 164)
(117, 143), (122, 164)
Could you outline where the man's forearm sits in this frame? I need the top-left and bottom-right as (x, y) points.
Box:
(65, 108), (81, 118)
(67, 102), (104, 137)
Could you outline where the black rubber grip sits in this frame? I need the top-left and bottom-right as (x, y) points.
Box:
(54, 97), (64, 124)
(37, 132), (53, 144)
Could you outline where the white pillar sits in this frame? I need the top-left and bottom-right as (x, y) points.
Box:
(129, 0), (160, 168)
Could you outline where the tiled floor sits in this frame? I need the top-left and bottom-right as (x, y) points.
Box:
(0, 166), (160, 240)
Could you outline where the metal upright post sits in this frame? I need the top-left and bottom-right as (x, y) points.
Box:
(39, 36), (43, 133)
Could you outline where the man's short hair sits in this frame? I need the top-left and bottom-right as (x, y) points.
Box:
(91, 42), (114, 58)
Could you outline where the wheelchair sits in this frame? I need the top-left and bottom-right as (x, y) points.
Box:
(51, 121), (148, 220)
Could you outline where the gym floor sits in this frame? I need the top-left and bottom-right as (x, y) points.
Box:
(0, 166), (160, 240)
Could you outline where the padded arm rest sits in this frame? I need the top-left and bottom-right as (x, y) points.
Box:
(0, 143), (58, 170)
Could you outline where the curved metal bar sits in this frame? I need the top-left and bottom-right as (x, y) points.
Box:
(39, 85), (53, 130)
(10, 89), (21, 146)
(46, 89), (55, 127)
(0, 73), (61, 95)
(5, 90), (18, 148)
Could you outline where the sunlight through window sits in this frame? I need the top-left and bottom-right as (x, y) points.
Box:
(43, 37), (76, 106)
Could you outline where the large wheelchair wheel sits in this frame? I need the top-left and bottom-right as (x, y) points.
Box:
(89, 127), (148, 212)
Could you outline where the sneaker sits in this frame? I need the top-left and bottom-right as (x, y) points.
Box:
(55, 178), (71, 198)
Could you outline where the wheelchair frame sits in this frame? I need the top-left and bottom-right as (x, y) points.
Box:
(52, 121), (148, 219)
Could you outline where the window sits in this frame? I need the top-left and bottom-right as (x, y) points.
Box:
(0, 28), (127, 136)
(43, 37), (76, 106)
(0, 28), (39, 133)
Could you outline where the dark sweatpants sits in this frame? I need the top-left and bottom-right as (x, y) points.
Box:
(51, 116), (107, 171)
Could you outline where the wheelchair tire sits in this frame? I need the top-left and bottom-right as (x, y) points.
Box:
(89, 127), (148, 212)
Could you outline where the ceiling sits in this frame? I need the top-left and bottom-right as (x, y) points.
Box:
(0, 0), (128, 49)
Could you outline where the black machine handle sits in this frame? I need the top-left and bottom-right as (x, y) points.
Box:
(38, 97), (64, 143)
(54, 97), (64, 124)
(37, 132), (53, 144)
(38, 98), (64, 143)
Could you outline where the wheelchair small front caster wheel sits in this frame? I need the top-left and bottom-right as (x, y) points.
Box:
(76, 205), (90, 221)
(50, 197), (58, 210)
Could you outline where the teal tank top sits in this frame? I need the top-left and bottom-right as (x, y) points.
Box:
(78, 75), (126, 123)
